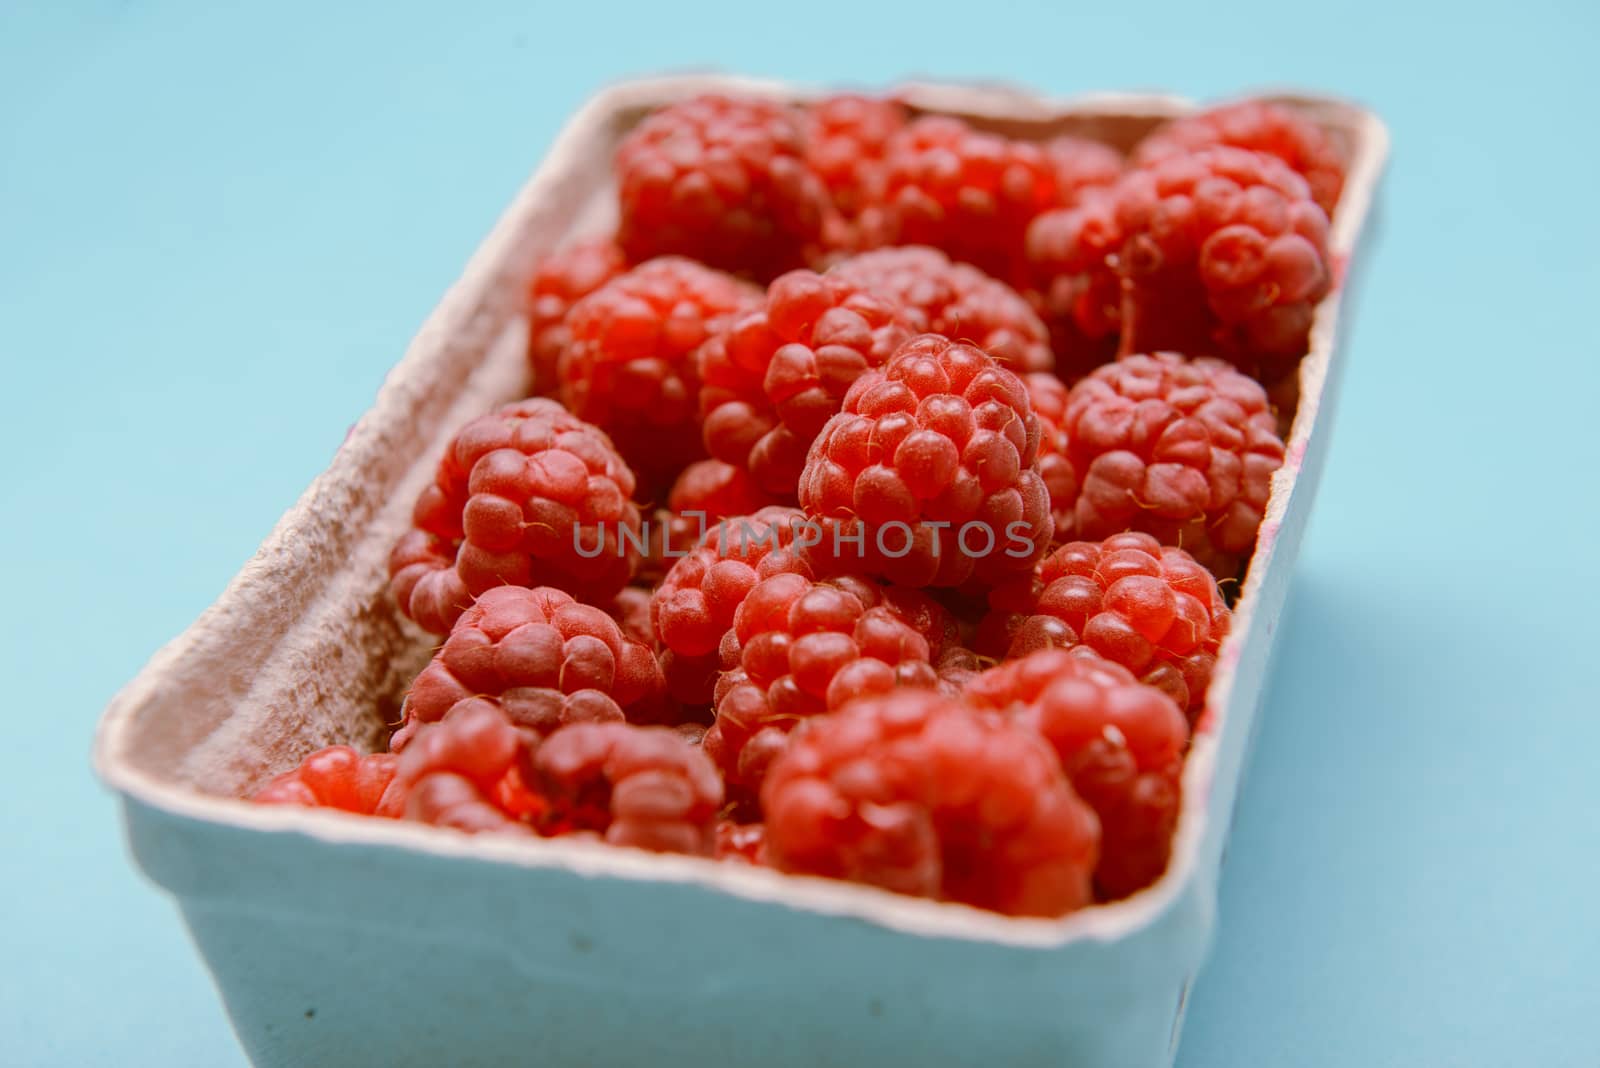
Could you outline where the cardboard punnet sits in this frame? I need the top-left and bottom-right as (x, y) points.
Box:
(93, 75), (1387, 1068)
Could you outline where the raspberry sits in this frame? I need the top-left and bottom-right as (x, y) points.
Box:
(1133, 100), (1346, 216)
(525, 239), (628, 397)
(650, 506), (813, 705)
(705, 573), (958, 796)
(981, 532), (1229, 720)
(876, 115), (1064, 282)
(1022, 372), (1077, 542)
(615, 95), (832, 281)
(699, 269), (913, 495)
(762, 691), (1099, 916)
(799, 334), (1054, 587)
(607, 585), (655, 646)
(533, 722), (723, 855)
(1056, 352), (1285, 572)
(559, 257), (758, 493)
(388, 399), (642, 634)
(830, 246), (1054, 373)
(1043, 135), (1124, 204)
(1024, 190), (1125, 378)
(252, 746), (403, 817)
(649, 459), (781, 571)
(714, 819), (767, 864)
(803, 94), (907, 247)
(967, 647), (1189, 898)
(393, 699), (543, 836)
(395, 585), (666, 750)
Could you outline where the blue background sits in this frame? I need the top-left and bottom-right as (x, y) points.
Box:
(3, 1), (1597, 1064)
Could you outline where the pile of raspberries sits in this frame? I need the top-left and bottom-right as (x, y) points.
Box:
(256, 92), (1345, 917)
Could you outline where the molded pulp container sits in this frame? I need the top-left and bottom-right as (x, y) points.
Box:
(93, 75), (1388, 1068)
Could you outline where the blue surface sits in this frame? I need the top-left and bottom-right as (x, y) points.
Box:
(3, 2), (1597, 1065)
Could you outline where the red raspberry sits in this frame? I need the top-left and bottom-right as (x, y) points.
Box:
(967, 647), (1189, 898)
(714, 819), (767, 864)
(533, 722), (723, 855)
(647, 459), (781, 574)
(876, 115), (1064, 282)
(830, 246), (1054, 373)
(615, 95), (832, 281)
(699, 268), (913, 495)
(1022, 372), (1077, 542)
(393, 699), (543, 836)
(559, 257), (758, 493)
(705, 573), (958, 797)
(252, 746), (403, 817)
(799, 334), (1054, 587)
(1024, 190), (1125, 378)
(388, 399), (643, 634)
(525, 239), (628, 397)
(1133, 100), (1346, 216)
(762, 691), (1100, 916)
(1043, 135), (1124, 204)
(1057, 352), (1285, 572)
(981, 532), (1229, 720)
(607, 585), (655, 646)
(650, 506), (813, 705)
(803, 94), (907, 246)
(395, 585), (667, 750)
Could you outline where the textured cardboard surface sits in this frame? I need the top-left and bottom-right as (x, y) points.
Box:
(94, 75), (1387, 1067)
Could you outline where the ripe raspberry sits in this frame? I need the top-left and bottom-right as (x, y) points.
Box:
(650, 506), (813, 705)
(1024, 190), (1125, 379)
(607, 585), (655, 646)
(705, 573), (957, 797)
(803, 94), (907, 246)
(615, 95), (832, 281)
(876, 115), (1064, 282)
(389, 399), (643, 634)
(699, 268), (912, 495)
(645, 459), (782, 575)
(799, 334), (1054, 587)
(1043, 135), (1124, 204)
(394, 699), (543, 836)
(1022, 371), (1077, 542)
(967, 647), (1189, 898)
(1133, 100), (1346, 216)
(714, 819), (767, 864)
(762, 691), (1099, 916)
(395, 585), (666, 750)
(525, 239), (628, 397)
(559, 257), (758, 493)
(533, 722), (723, 855)
(830, 246), (1054, 373)
(1057, 352), (1286, 572)
(252, 746), (404, 817)
(981, 532), (1229, 720)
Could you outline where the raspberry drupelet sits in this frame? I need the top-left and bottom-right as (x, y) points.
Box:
(650, 506), (813, 706)
(1056, 352), (1286, 572)
(253, 746), (404, 817)
(394, 585), (668, 751)
(533, 722), (723, 855)
(802, 94), (907, 250)
(799, 333), (1054, 587)
(559, 257), (758, 494)
(525, 239), (629, 397)
(967, 647), (1189, 898)
(830, 246), (1055, 373)
(698, 268), (913, 496)
(1133, 100), (1346, 216)
(705, 572), (958, 798)
(393, 699), (543, 836)
(1042, 135), (1124, 205)
(874, 115), (1066, 283)
(981, 532), (1229, 721)
(761, 691), (1100, 916)
(388, 399), (643, 634)
(614, 94), (832, 281)
(643, 459), (782, 577)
